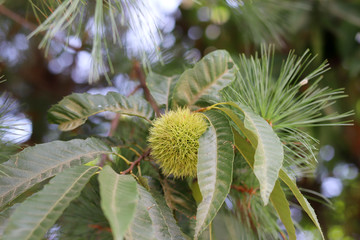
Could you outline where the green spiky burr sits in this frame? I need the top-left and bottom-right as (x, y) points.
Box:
(148, 108), (208, 178)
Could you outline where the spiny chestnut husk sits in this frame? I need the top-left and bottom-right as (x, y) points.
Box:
(148, 108), (208, 178)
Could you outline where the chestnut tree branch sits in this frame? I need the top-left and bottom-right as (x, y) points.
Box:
(121, 148), (151, 175)
(133, 61), (161, 118)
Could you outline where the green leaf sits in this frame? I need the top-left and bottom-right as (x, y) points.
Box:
(125, 198), (156, 240)
(233, 130), (296, 240)
(147, 72), (179, 111)
(0, 204), (17, 236)
(98, 166), (138, 240)
(270, 181), (296, 240)
(48, 92), (154, 131)
(162, 178), (197, 219)
(279, 170), (325, 239)
(138, 178), (186, 240)
(195, 110), (234, 238)
(171, 50), (236, 108)
(214, 103), (284, 205)
(3, 165), (98, 240)
(0, 138), (110, 210)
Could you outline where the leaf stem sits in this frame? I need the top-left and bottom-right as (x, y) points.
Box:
(128, 147), (141, 157)
(113, 153), (132, 165)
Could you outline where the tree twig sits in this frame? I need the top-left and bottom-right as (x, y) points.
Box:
(231, 184), (258, 196)
(108, 113), (121, 137)
(0, 5), (81, 51)
(133, 61), (161, 117)
(128, 84), (142, 96)
(121, 148), (151, 175)
(279, 231), (287, 240)
(0, 5), (37, 30)
(106, 84), (142, 138)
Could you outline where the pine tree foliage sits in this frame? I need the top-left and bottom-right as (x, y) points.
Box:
(0, 77), (22, 163)
(222, 46), (353, 174)
(28, 0), (162, 82)
(0, 94), (19, 163)
(25, 0), (314, 83)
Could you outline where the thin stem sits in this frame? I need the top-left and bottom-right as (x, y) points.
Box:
(108, 113), (121, 137)
(137, 164), (142, 176)
(134, 143), (144, 152)
(193, 107), (211, 113)
(121, 148), (150, 175)
(209, 222), (213, 240)
(279, 230), (287, 240)
(231, 184), (258, 195)
(113, 153), (132, 165)
(88, 224), (112, 233)
(128, 147), (141, 157)
(107, 83), (142, 137)
(0, 5), (81, 51)
(0, 5), (38, 30)
(128, 84), (142, 96)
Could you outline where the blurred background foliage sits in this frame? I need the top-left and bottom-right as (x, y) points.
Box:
(0, 0), (359, 239)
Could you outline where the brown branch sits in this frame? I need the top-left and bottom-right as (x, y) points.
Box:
(106, 84), (142, 138)
(0, 5), (81, 51)
(279, 231), (287, 240)
(231, 185), (249, 193)
(231, 184), (257, 195)
(98, 113), (121, 166)
(193, 107), (210, 113)
(108, 113), (121, 137)
(121, 148), (151, 175)
(128, 84), (142, 97)
(0, 5), (37, 30)
(88, 224), (112, 233)
(232, 184), (259, 211)
(133, 61), (161, 117)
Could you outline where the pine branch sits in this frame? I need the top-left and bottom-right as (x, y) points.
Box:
(222, 45), (353, 173)
(27, 0), (163, 83)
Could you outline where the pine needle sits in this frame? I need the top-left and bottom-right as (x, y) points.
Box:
(28, 0), (163, 83)
(222, 45), (353, 173)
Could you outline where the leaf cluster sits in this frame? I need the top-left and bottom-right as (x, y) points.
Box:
(0, 47), (351, 240)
